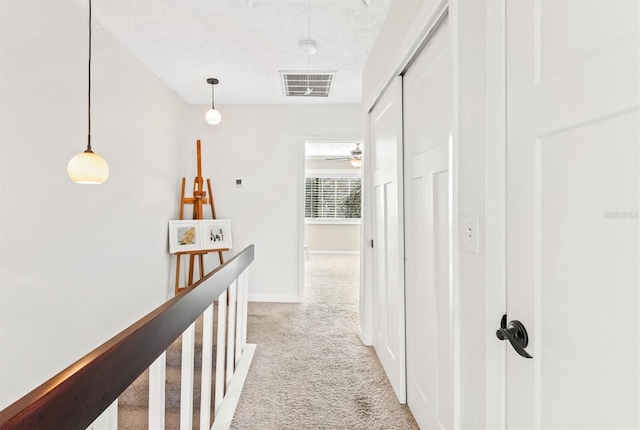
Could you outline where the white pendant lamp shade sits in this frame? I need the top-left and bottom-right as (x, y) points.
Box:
(68, 0), (109, 184)
(205, 108), (221, 125)
(349, 158), (362, 168)
(205, 78), (221, 125)
(67, 149), (110, 184)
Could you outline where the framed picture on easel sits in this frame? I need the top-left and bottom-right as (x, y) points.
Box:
(202, 219), (232, 251)
(168, 220), (203, 254)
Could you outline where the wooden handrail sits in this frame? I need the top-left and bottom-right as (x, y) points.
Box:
(0, 245), (255, 430)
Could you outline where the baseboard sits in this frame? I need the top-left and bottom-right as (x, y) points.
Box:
(307, 251), (361, 255)
(248, 294), (303, 303)
(211, 343), (257, 430)
(357, 326), (373, 346)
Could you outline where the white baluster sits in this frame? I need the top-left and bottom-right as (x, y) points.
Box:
(200, 304), (214, 430)
(86, 400), (117, 430)
(235, 274), (245, 366)
(214, 290), (228, 415)
(180, 323), (195, 430)
(226, 280), (237, 389)
(149, 352), (166, 429)
(239, 270), (249, 348)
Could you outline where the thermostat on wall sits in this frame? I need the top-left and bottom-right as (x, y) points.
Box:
(235, 179), (243, 187)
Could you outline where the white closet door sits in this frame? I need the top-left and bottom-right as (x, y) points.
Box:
(403, 17), (453, 429)
(505, 1), (639, 428)
(369, 76), (406, 403)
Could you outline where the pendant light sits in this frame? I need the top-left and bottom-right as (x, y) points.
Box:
(67, 0), (109, 184)
(205, 78), (221, 125)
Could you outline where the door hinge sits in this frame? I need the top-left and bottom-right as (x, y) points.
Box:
(370, 239), (374, 248)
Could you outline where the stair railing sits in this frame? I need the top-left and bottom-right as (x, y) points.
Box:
(0, 244), (255, 430)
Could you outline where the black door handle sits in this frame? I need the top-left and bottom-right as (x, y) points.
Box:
(496, 318), (533, 359)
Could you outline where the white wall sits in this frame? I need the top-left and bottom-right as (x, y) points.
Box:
(452, 1), (495, 427)
(184, 104), (362, 302)
(361, 0), (502, 428)
(0, 0), (188, 409)
(305, 224), (360, 252)
(305, 159), (355, 170)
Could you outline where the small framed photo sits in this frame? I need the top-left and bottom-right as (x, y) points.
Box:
(168, 220), (202, 254)
(202, 219), (232, 251)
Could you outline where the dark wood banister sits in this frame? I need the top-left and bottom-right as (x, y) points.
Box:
(0, 245), (255, 430)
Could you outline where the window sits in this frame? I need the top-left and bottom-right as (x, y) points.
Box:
(305, 177), (361, 220)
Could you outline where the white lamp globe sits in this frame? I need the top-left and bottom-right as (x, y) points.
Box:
(205, 108), (221, 125)
(67, 150), (110, 184)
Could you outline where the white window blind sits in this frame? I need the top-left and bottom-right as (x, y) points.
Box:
(305, 177), (361, 219)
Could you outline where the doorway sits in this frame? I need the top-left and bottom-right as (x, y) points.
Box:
(301, 139), (363, 301)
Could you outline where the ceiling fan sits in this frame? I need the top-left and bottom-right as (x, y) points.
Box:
(325, 143), (363, 168)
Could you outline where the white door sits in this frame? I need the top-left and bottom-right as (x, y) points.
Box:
(505, 1), (639, 428)
(369, 77), (406, 402)
(403, 17), (453, 429)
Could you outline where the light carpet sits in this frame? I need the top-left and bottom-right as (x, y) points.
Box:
(230, 254), (418, 430)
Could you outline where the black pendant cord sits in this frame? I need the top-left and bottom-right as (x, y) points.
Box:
(87, 0), (92, 153)
(205, 78), (219, 109)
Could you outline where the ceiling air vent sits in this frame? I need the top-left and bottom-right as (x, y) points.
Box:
(280, 71), (336, 97)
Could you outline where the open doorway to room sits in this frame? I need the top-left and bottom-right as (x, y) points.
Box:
(301, 140), (363, 301)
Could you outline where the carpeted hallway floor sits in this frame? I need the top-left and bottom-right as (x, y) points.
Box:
(230, 254), (418, 430)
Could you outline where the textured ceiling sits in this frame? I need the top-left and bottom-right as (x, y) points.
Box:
(85, 0), (393, 104)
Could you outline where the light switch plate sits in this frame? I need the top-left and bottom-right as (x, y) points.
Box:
(462, 213), (480, 254)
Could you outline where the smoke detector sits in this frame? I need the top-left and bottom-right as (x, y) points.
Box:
(299, 40), (317, 55)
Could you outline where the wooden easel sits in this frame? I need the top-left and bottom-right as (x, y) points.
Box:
(174, 140), (227, 295)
